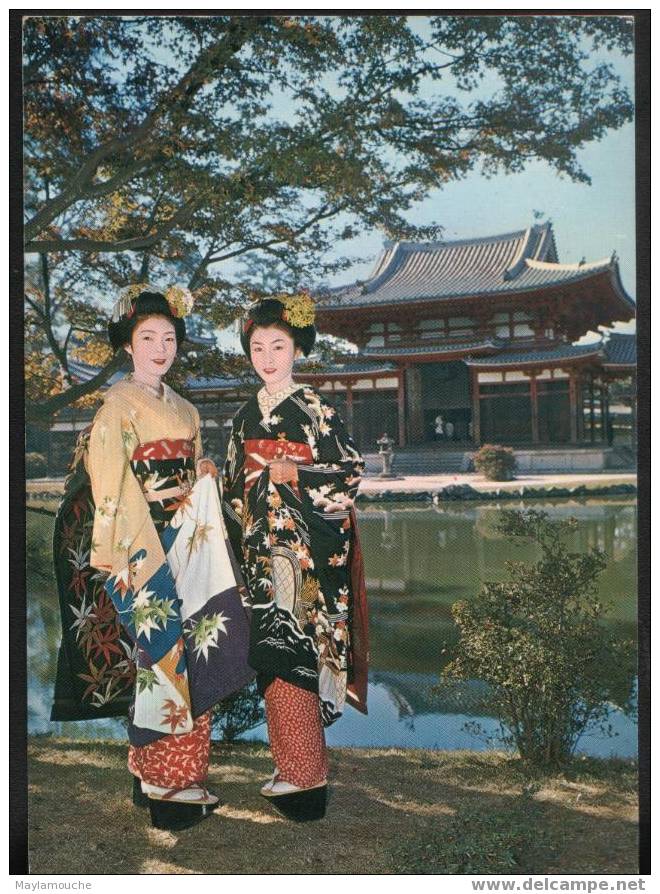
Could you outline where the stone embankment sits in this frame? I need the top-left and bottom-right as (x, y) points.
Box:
(26, 472), (637, 507)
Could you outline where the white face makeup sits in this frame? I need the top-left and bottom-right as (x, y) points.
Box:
(249, 325), (301, 392)
(125, 315), (178, 387)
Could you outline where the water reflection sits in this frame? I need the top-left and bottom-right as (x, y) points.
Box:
(28, 498), (638, 756)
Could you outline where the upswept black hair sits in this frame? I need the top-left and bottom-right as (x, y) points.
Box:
(240, 298), (316, 358)
(107, 291), (187, 353)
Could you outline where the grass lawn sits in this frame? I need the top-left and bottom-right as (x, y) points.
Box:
(28, 737), (638, 875)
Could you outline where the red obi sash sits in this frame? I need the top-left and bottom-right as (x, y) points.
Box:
(132, 439), (195, 461)
(243, 438), (313, 495)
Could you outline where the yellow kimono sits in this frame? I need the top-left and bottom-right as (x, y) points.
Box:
(53, 376), (254, 750)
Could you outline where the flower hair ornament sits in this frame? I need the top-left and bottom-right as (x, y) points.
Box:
(242, 289), (316, 333)
(111, 283), (195, 322)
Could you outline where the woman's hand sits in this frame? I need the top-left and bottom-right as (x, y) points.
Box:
(319, 494), (354, 513)
(323, 501), (344, 513)
(196, 457), (218, 478)
(268, 458), (299, 485)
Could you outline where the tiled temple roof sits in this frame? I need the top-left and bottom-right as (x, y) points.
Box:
(67, 357), (126, 387)
(464, 342), (604, 367)
(299, 360), (397, 375)
(316, 223), (634, 311)
(187, 332), (217, 347)
(602, 333), (636, 366)
(362, 338), (505, 358)
(186, 375), (257, 390)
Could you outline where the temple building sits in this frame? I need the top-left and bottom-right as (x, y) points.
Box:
(118, 223), (638, 456)
(296, 222), (637, 451)
(32, 223), (637, 475)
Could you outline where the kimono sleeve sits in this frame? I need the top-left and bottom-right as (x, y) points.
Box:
(192, 405), (203, 465)
(221, 416), (247, 563)
(86, 397), (149, 575)
(297, 396), (365, 509)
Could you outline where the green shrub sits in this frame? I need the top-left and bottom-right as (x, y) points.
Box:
(26, 452), (48, 478)
(474, 443), (517, 480)
(211, 680), (264, 743)
(443, 509), (635, 768)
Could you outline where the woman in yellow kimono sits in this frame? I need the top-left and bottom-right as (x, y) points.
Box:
(52, 287), (253, 831)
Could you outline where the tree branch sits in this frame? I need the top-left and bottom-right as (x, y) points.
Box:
(82, 158), (155, 199)
(187, 244), (217, 291)
(24, 17), (265, 242)
(26, 195), (205, 254)
(208, 203), (346, 264)
(26, 352), (125, 423)
(38, 253), (70, 375)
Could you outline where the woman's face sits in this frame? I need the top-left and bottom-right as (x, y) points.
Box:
(249, 324), (299, 388)
(125, 315), (177, 380)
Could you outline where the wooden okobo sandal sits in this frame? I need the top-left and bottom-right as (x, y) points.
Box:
(147, 784), (219, 831)
(260, 778), (328, 822)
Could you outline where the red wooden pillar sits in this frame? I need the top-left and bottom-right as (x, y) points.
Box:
(471, 369), (481, 445)
(569, 371), (579, 444)
(575, 372), (584, 442)
(397, 369), (406, 447)
(530, 375), (540, 444)
(599, 382), (608, 444)
(631, 373), (637, 448)
(345, 380), (354, 429)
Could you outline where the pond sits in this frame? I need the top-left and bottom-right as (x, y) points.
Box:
(27, 497), (638, 757)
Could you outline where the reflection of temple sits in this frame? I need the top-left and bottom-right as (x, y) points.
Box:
(358, 502), (638, 625)
(307, 224), (635, 450)
(371, 671), (494, 719)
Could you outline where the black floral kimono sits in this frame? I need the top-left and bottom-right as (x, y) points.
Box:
(222, 383), (369, 726)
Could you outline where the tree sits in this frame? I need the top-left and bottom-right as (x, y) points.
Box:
(442, 509), (636, 768)
(23, 14), (634, 421)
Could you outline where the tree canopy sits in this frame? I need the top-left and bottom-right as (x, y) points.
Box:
(23, 14), (634, 422)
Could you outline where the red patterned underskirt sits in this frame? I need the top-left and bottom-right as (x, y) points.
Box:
(264, 678), (328, 787)
(132, 438), (195, 461)
(128, 710), (212, 788)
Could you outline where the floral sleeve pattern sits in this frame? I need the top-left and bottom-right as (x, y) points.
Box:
(294, 389), (365, 511)
(87, 397), (145, 573)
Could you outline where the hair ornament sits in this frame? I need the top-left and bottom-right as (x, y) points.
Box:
(164, 284), (195, 318)
(111, 282), (195, 323)
(279, 290), (316, 328)
(111, 283), (152, 322)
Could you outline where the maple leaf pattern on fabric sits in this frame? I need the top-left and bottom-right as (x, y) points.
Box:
(222, 384), (365, 725)
(161, 699), (190, 733)
(186, 613), (230, 661)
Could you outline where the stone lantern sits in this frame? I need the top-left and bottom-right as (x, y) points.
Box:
(376, 432), (397, 478)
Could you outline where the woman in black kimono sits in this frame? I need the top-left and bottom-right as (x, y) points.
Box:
(222, 292), (369, 820)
